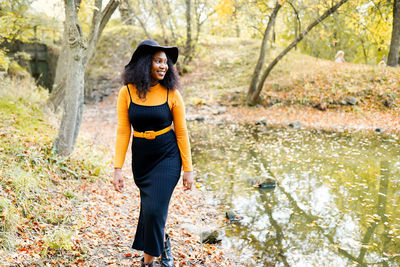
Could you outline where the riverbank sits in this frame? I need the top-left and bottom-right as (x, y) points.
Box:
(186, 104), (400, 134)
(180, 37), (400, 135)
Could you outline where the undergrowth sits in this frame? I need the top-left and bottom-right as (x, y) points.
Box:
(0, 77), (109, 264)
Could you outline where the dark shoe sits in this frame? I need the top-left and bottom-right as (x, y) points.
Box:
(140, 257), (159, 267)
(160, 234), (175, 267)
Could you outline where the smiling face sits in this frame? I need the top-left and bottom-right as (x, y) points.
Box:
(150, 51), (168, 84)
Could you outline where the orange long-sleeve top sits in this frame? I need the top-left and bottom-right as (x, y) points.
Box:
(114, 83), (193, 172)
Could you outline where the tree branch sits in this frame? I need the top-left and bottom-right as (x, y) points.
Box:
(84, 0), (102, 65)
(98, 0), (120, 38)
(248, 0), (350, 105)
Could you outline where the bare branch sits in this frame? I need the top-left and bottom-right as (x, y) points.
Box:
(248, 0), (350, 105)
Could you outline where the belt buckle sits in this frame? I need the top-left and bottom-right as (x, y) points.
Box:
(144, 130), (156, 139)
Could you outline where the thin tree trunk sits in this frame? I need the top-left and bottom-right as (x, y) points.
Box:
(164, 0), (177, 41)
(233, 7), (240, 38)
(288, 1), (301, 50)
(183, 0), (192, 65)
(54, 0), (86, 156)
(360, 37), (368, 64)
(152, 0), (168, 43)
(193, 3), (216, 61)
(247, 0), (349, 105)
(132, 8), (152, 39)
(47, 23), (68, 111)
(388, 0), (400, 66)
(48, 0), (119, 110)
(247, 1), (282, 103)
(84, 0), (118, 67)
(119, 0), (134, 25)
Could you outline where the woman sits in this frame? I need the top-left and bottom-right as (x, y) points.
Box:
(335, 50), (345, 63)
(113, 40), (194, 267)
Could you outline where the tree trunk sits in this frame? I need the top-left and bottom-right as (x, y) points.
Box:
(54, 0), (86, 156)
(247, 1), (282, 104)
(165, 0), (177, 41)
(183, 0), (192, 65)
(48, 0), (119, 110)
(233, 7), (240, 38)
(192, 1), (216, 64)
(47, 23), (68, 111)
(360, 37), (368, 64)
(247, 0), (349, 105)
(54, 0), (119, 156)
(132, 8), (152, 40)
(152, 0), (168, 43)
(119, 0), (134, 25)
(388, 0), (400, 67)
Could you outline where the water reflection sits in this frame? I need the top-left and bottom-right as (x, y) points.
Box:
(190, 122), (400, 266)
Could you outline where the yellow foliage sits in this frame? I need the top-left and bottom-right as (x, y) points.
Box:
(216, 0), (234, 20)
(0, 49), (10, 71)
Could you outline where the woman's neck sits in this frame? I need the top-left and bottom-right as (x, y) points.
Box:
(150, 79), (159, 87)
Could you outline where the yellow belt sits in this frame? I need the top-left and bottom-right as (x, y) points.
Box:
(133, 126), (171, 140)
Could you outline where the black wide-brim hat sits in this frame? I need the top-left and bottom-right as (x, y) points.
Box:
(125, 40), (179, 68)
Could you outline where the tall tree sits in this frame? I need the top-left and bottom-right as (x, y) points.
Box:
(246, 0), (349, 106)
(183, 0), (192, 64)
(184, 0), (217, 65)
(247, 0), (282, 104)
(53, 0), (119, 156)
(388, 0), (400, 66)
(119, 0), (134, 25)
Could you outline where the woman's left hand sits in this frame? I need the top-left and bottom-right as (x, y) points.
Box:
(182, 171), (194, 191)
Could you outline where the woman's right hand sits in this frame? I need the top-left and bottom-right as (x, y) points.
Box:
(113, 168), (124, 193)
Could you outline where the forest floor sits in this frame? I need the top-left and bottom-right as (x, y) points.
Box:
(0, 77), (239, 266)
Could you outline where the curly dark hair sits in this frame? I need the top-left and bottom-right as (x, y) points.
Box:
(122, 50), (179, 99)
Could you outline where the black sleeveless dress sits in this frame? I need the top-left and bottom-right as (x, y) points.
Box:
(126, 85), (182, 257)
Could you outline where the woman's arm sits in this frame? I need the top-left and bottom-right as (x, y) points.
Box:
(114, 86), (131, 168)
(171, 89), (193, 172)
(113, 87), (131, 192)
(171, 90), (194, 190)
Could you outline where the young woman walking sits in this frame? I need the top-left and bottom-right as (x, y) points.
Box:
(113, 40), (193, 266)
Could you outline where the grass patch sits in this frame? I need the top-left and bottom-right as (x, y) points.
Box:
(0, 76), (109, 264)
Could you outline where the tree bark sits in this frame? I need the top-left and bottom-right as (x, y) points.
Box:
(247, 0), (349, 105)
(247, 1), (282, 104)
(47, 0), (119, 111)
(183, 0), (192, 65)
(164, 0), (177, 41)
(119, 0), (134, 25)
(388, 0), (400, 66)
(193, 1), (216, 62)
(47, 22), (68, 111)
(54, 0), (86, 156)
(54, 0), (119, 156)
(152, 0), (168, 43)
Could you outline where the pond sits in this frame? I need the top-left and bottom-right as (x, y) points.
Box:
(189, 122), (400, 266)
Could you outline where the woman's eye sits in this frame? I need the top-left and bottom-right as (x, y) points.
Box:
(154, 60), (167, 64)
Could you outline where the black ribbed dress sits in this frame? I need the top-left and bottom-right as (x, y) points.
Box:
(126, 86), (182, 257)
